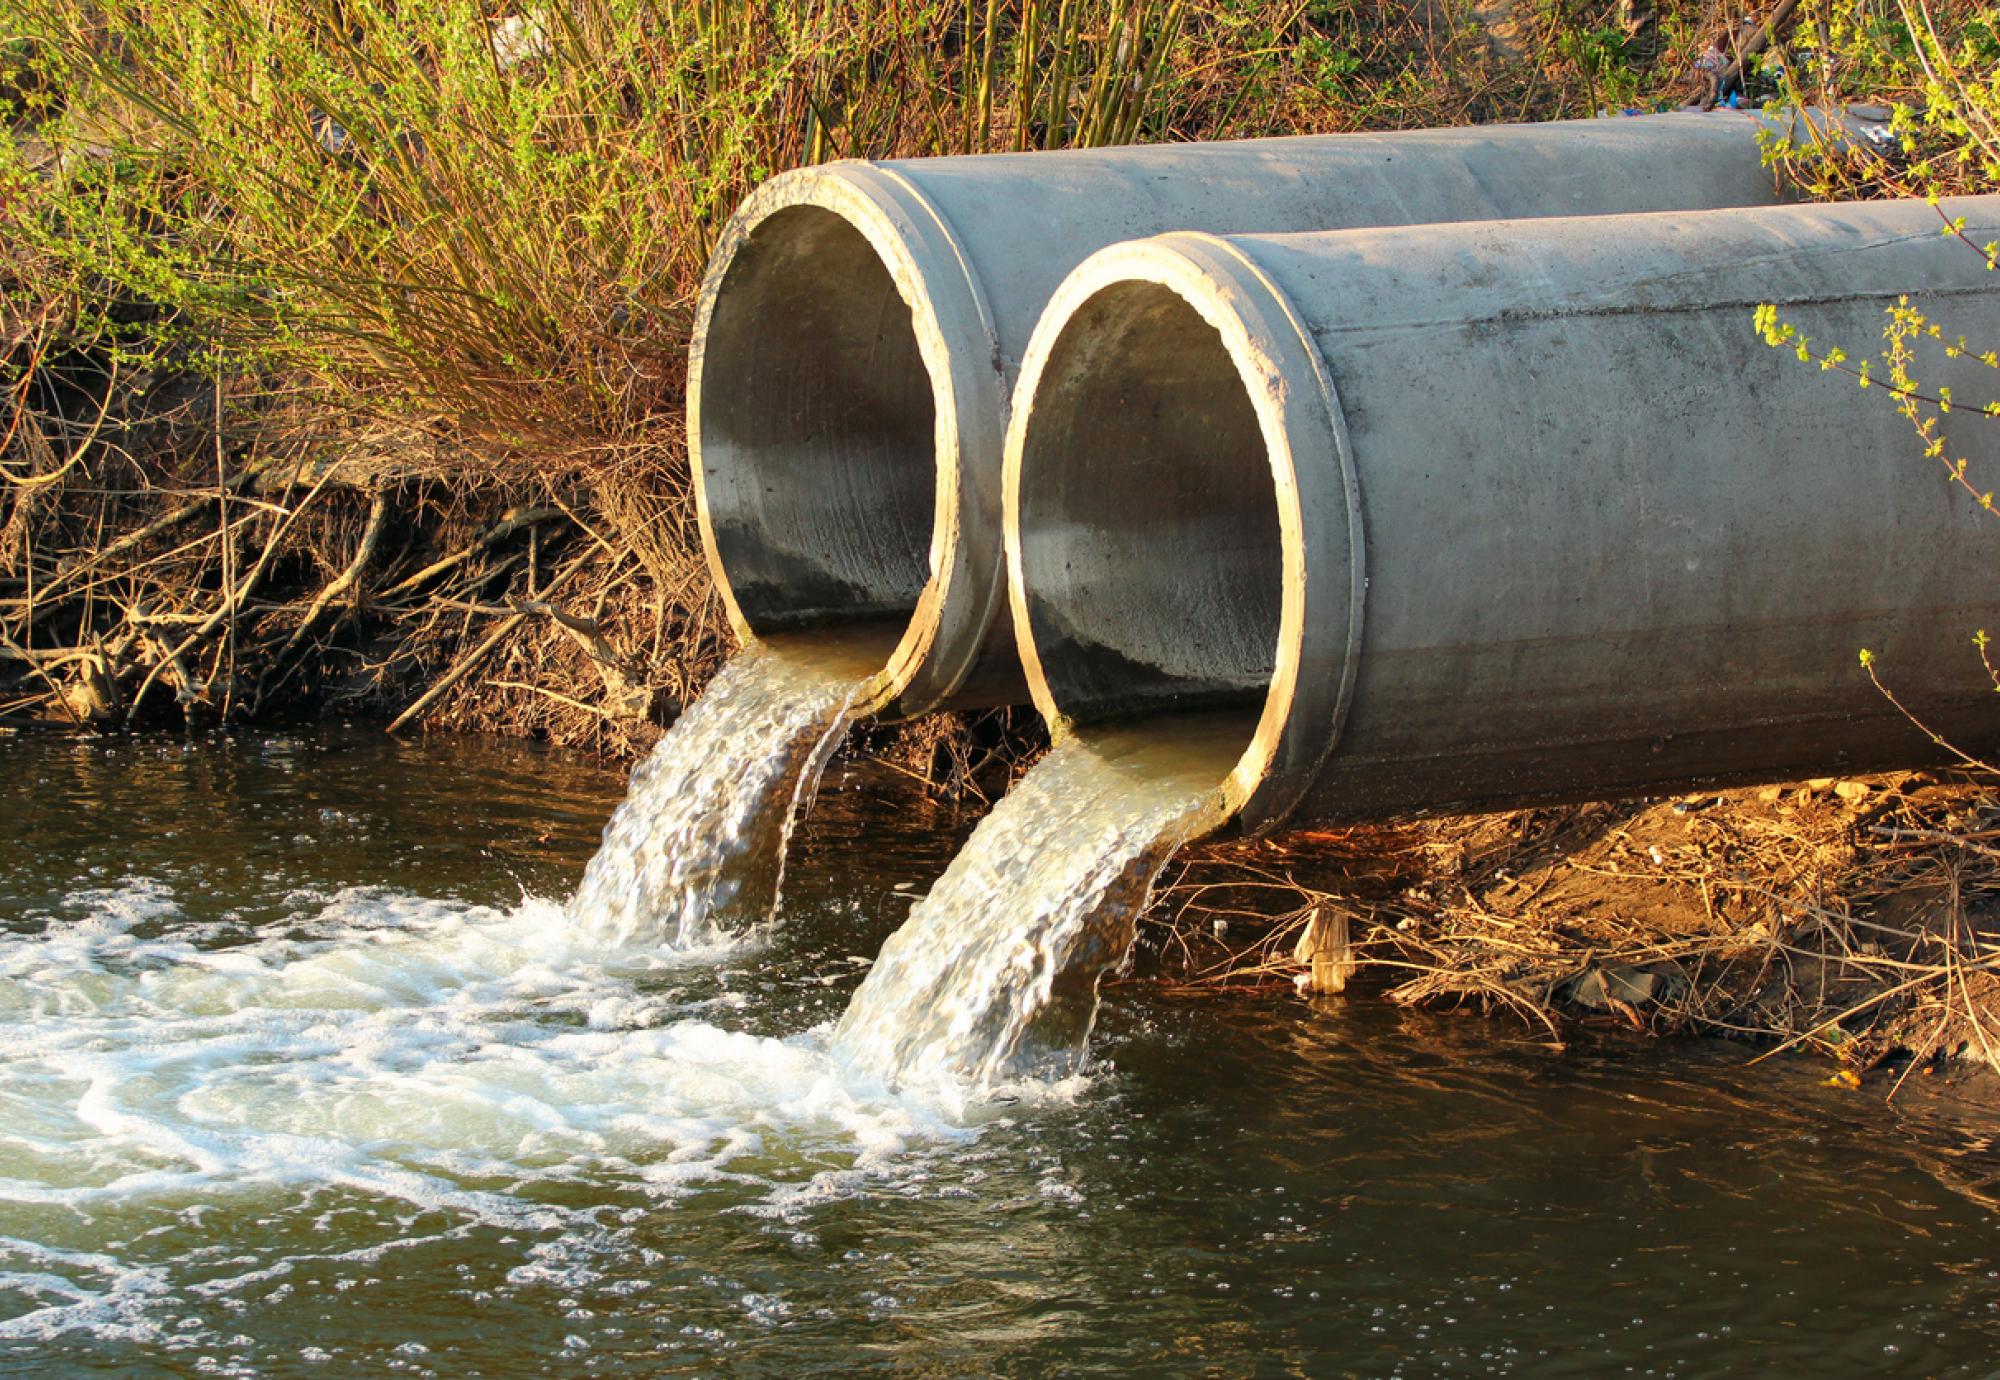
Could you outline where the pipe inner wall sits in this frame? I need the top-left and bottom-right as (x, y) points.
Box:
(1009, 281), (1283, 724)
(693, 204), (938, 639)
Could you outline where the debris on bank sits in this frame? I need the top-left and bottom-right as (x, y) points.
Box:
(1146, 770), (2000, 1082)
(0, 357), (721, 756)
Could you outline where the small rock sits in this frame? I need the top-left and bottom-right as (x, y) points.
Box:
(1806, 777), (1836, 791)
(1757, 785), (1785, 803)
(1834, 780), (1871, 803)
(1560, 962), (1685, 1011)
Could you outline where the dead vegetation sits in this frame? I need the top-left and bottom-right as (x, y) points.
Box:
(0, 344), (725, 753)
(1145, 770), (2000, 1083)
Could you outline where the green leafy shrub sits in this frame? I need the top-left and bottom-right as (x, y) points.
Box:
(0, 0), (1195, 460)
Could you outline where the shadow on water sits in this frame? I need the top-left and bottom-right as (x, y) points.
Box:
(0, 727), (623, 931)
(0, 727), (1997, 1376)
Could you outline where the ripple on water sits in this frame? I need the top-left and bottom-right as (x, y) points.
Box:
(5, 731), (2000, 1377)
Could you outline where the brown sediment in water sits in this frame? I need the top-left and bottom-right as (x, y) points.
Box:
(1140, 768), (2000, 1084)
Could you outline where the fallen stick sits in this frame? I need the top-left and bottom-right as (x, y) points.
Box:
(487, 678), (616, 719)
(376, 505), (561, 600)
(1867, 824), (2000, 861)
(41, 458), (272, 600)
(384, 549), (593, 734)
(124, 462), (342, 721)
(1703, 0), (1802, 109)
(272, 489), (391, 662)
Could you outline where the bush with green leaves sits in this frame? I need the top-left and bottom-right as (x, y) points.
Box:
(0, 0), (1197, 460)
(1751, 0), (2000, 755)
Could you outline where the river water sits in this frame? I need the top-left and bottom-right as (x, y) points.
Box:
(4, 728), (2000, 1375)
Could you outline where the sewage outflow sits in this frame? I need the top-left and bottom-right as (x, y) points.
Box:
(568, 635), (884, 947)
(834, 720), (1241, 1091)
(570, 627), (1237, 1094)
(7, 731), (2000, 1374)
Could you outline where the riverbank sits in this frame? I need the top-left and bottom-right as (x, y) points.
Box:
(1146, 767), (2000, 1086)
(6, 1), (1999, 1075)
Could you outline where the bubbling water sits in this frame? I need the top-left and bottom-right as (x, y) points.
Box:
(568, 636), (887, 947)
(0, 726), (1113, 1353)
(0, 671), (1251, 1347)
(0, 874), (1007, 1348)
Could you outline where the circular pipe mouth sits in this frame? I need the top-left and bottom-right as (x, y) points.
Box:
(1003, 234), (1365, 832)
(689, 167), (1002, 716)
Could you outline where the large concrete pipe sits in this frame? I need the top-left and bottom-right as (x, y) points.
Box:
(690, 110), (1863, 717)
(1004, 196), (2000, 832)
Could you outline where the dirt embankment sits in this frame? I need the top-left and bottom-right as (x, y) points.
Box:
(1148, 767), (2000, 1084)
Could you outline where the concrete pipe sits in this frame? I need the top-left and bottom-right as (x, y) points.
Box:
(1005, 196), (2000, 832)
(690, 110), (1861, 717)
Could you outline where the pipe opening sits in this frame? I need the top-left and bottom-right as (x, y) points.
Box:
(697, 204), (938, 637)
(1013, 278), (1285, 764)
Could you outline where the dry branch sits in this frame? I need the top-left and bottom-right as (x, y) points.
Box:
(272, 488), (390, 662)
(1149, 774), (2000, 1078)
(377, 505), (559, 601)
(383, 548), (596, 734)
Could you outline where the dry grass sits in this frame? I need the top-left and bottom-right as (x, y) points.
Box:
(1147, 770), (2000, 1081)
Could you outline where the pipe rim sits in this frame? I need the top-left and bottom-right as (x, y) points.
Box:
(688, 163), (1007, 717)
(1003, 232), (1366, 831)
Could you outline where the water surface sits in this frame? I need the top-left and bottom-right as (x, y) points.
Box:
(2, 728), (1998, 1376)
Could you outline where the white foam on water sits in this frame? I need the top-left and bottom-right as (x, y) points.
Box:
(567, 639), (876, 948)
(0, 873), (1046, 1344)
(0, 655), (1220, 1351)
(0, 1238), (172, 1344)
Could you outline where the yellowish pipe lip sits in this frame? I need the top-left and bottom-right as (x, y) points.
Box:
(1002, 232), (1367, 833)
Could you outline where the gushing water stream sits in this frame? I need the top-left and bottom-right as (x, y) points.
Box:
(564, 620), (1243, 1096)
(568, 635), (885, 947)
(835, 719), (1243, 1092)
